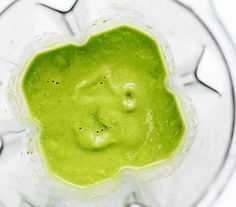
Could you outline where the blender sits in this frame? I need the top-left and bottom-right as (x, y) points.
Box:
(0, 0), (235, 206)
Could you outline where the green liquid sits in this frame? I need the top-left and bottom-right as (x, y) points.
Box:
(22, 25), (185, 186)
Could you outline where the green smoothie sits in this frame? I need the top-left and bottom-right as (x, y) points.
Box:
(22, 25), (185, 186)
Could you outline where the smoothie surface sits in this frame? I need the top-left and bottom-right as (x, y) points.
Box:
(22, 25), (185, 186)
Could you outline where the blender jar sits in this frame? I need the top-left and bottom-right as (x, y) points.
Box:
(0, 0), (235, 207)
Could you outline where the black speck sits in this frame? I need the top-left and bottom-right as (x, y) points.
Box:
(101, 129), (104, 131)
(56, 82), (59, 84)
(52, 80), (54, 83)
(104, 76), (106, 79)
(100, 82), (103, 84)
(47, 80), (49, 83)
(126, 92), (132, 98)
(96, 130), (99, 133)
(79, 127), (82, 130)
